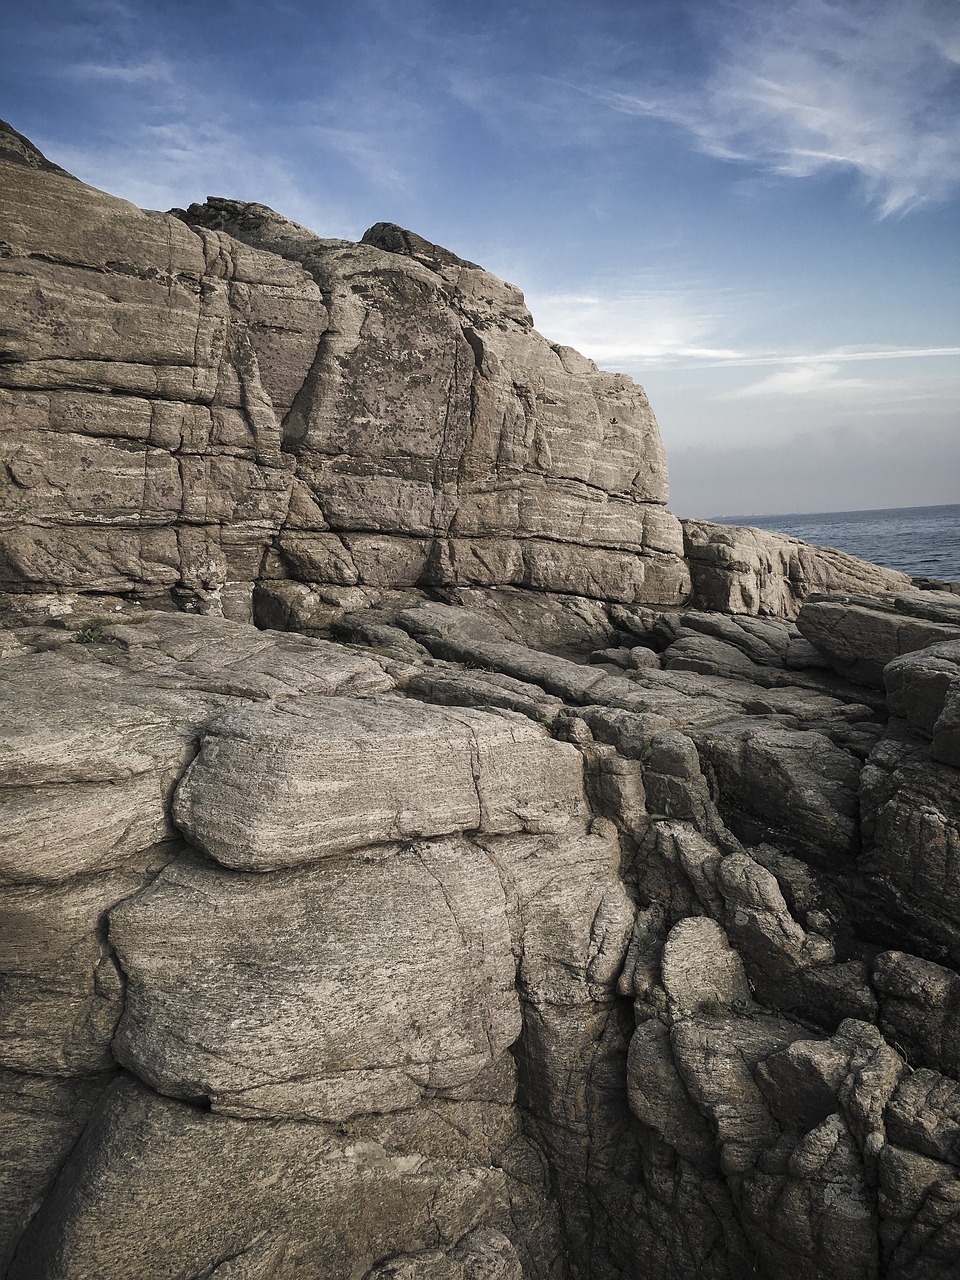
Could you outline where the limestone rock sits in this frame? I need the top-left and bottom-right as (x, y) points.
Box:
(873, 951), (960, 1077)
(660, 917), (752, 1016)
(9, 1077), (521, 1280)
(365, 1229), (524, 1280)
(173, 695), (585, 870)
(0, 132), (323, 619)
(7, 119), (960, 1280)
(886, 1069), (960, 1165)
(0, 1069), (114, 1275)
(695, 723), (862, 862)
(180, 201), (691, 607)
(682, 520), (911, 619)
(110, 841), (520, 1119)
(797, 592), (960, 687)
(859, 727), (960, 965)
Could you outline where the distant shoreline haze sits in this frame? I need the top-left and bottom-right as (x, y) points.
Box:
(707, 502), (960, 523)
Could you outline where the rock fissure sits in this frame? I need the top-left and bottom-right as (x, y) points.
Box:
(2, 121), (960, 1280)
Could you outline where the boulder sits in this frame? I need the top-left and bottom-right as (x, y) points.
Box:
(173, 695), (585, 870)
(797, 592), (960, 687)
(110, 841), (520, 1119)
(682, 520), (911, 619)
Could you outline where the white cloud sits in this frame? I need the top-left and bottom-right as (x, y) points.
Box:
(70, 57), (173, 84)
(529, 280), (960, 374)
(708, 346), (960, 369)
(727, 362), (871, 398)
(306, 125), (412, 194)
(526, 283), (744, 364)
(595, 0), (960, 216)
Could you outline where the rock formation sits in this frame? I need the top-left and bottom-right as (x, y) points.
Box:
(2, 122), (959, 1280)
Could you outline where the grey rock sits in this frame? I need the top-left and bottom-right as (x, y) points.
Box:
(886, 1069), (960, 1165)
(110, 841), (520, 1119)
(0, 1069), (114, 1274)
(365, 1229), (523, 1280)
(7, 121), (960, 1280)
(660, 917), (752, 1017)
(859, 728), (960, 965)
(798, 593), (960, 687)
(173, 695), (585, 871)
(683, 520), (911, 619)
(873, 951), (960, 1077)
(9, 1076), (522, 1280)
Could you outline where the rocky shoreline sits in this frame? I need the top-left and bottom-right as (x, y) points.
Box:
(2, 120), (959, 1279)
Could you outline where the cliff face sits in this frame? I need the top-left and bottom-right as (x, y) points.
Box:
(0, 120), (910, 629)
(3, 124), (960, 1280)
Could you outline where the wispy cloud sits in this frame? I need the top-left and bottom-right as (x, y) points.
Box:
(727, 362), (871, 398)
(527, 283), (748, 364)
(701, 345), (960, 370)
(529, 280), (960, 372)
(306, 126), (413, 194)
(592, 0), (960, 216)
(70, 57), (173, 84)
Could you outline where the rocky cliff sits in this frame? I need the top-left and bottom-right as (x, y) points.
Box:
(2, 122), (959, 1280)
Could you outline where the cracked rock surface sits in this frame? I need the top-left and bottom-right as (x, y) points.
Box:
(3, 122), (960, 1280)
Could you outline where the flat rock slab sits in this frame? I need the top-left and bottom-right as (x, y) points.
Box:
(9, 1076), (512, 1280)
(174, 694), (586, 869)
(1, 614), (392, 882)
(109, 841), (520, 1119)
(798, 594), (960, 687)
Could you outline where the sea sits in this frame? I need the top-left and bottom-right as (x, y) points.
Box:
(712, 503), (960, 584)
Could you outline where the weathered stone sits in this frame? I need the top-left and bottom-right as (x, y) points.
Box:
(626, 1019), (719, 1171)
(0, 864), (164, 1075)
(110, 841), (520, 1119)
(8, 1076), (521, 1280)
(7, 119), (960, 1280)
(365, 1228), (524, 1280)
(671, 1013), (801, 1174)
(176, 201), (691, 608)
(717, 850), (835, 985)
(0, 137), (326, 618)
(798, 593), (960, 687)
(877, 1142), (960, 1278)
(695, 724), (862, 862)
(933, 684), (960, 768)
(886, 1069), (960, 1165)
(682, 520), (910, 619)
(0, 1068), (114, 1273)
(873, 951), (960, 1078)
(173, 695), (585, 870)
(660, 917), (752, 1017)
(859, 728), (960, 965)
(885, 640), (960, 738)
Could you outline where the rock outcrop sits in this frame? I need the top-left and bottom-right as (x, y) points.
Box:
(3, 124), (959, 1280)
(682, 520), (912, 618)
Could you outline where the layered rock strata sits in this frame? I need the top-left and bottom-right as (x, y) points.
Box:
(4, 585), (960, 1280)
(3, 124), (960, 1280)
(1, 120), (909, 629)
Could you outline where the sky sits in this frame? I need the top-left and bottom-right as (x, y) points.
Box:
(3, 0), (958, 518)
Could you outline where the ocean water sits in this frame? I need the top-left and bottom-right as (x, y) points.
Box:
(712, 503), (960, 583)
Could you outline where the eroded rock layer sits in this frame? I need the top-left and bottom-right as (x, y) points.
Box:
(3, 124), (959, 1280)
(4, 585), (960, 1280)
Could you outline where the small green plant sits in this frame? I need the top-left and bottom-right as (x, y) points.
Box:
(72, 619), (106, 644)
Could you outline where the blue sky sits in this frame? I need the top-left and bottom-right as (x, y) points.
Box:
(3, 0), (958, 517)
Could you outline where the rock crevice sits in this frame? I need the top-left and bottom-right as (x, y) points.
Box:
(2, 122), (959, 1280)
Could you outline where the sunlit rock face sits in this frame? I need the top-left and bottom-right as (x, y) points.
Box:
(0, 118), (691, 627)
(3, 122), (960, 1280)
